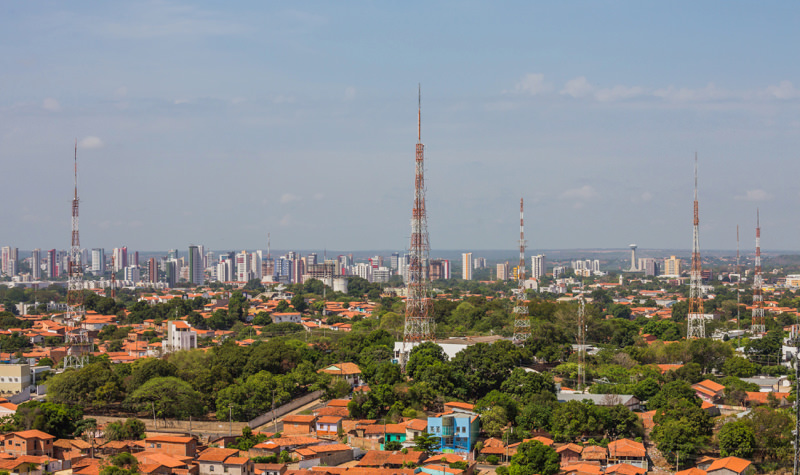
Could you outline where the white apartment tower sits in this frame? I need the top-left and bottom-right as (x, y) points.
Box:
(92, 248), (105, 275)
(162, 320), (197, 354)
(462, 252), (473, 280)
(531, 254), (546, 279)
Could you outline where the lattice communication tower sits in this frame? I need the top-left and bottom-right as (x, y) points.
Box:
(686, 155), (706, 339)
(751, 210), (765, 334)
(402, 86), (434, 368)
(512, 198), (530, 343)
(63, 140), (91, 369)
(576, 295), (587, 390)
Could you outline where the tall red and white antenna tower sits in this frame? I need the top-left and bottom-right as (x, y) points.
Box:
(751, 210), (765, 334)
(512, 198), (530, 343)
(402, 85), (433, 368)
(64, 140), (90, 369)
(687, 154), (706, 339)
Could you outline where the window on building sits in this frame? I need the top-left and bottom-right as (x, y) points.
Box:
(210, 466), (214, 472)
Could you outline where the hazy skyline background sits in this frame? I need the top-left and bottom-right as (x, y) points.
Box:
(2, 2), (800, 252)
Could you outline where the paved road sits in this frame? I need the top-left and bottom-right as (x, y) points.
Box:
(253, 397), (325, 433)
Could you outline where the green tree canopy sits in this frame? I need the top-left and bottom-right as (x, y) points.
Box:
(509, 440), (560, 475)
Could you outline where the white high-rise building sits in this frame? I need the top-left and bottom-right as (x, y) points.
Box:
(354, 262), (373, 282)
(236, 250), (251, 282)
(531, 255), (546, 279)
(92, 248), (105, 275)
(250, 252), (262, 280)
(31, 249), (41, 280)
(462, 252), (473, 280)
(1, 247), (18, 277)
(124, 266), (140, 284)
(216, 258), (233, 282)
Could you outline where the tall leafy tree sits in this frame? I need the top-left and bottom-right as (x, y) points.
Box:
(509, 440), (560, 475)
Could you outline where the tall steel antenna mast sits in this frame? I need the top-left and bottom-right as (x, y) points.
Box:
(576, 295), (587, 390)
(64, 140), (90, 369)
(402, 85), (434, 368)
(512, 198), (530, 343)
(687, 154), (706, 339)
(751, 210), (765, 334)
(736, 225), (740, 330)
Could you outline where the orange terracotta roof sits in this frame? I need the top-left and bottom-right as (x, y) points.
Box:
(707, 457), (752, 474)
(608, 439), (646, 458)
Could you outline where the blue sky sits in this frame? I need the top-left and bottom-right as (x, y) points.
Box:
(2, 1), (800, 253)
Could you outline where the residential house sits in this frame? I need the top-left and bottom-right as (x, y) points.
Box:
(557, 443), (583, 466)
(607, 439), (647, 469)
(745, 391), (790, 407)
(134, 451), (197, 475)
(253, 463), (286, 475)
(356, 450), (426, 469)
(293, 444), (353, 469)
(677, 469), (708, 475)
(606, 463), (646, 475)
(143, 436), (197, 458)
(318, 363), (363, 388)
(282, 415), (317, 435)
(427, 411), (480, 455)
(405, 419), (428, 446)
(380, 424), (407, 450)
(562, 463), (605, 475)
(692, 380), (725, 404)
(706, 457), (755, 475)
(316, 416), (343, 439)
(271, 313), (301, 324)
(196, 448), (253, 475)
(581, 445), (607, 466)
(0, 430), (55, 457)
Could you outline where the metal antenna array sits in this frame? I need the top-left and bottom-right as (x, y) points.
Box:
(63, 140), (90, 369)
(751, 210), (765, 334)
(512, 198), (530, 343)
(686, 155), (706, 339)
(576, 295), (587, 390)
(402, 85), (434, 367)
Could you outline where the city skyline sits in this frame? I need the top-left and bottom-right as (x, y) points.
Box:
(3, 2), (800, 251)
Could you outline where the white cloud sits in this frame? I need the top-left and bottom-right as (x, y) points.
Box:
(313, 192), (324, 200)
(595, 85), (646, 102)
(653, 82), (729, 103)
(560, 185), (598, 201)
(641, 192), (653, 202)
(561, 77), (645, 102)
(735, 189), (772, 202)
(280, 193), (299, 204)
(279, 214), (291, 226)
(42, 98), (61, 112)
(560, 77), (594, 98)
(114, 86), (128, 99)
(344, 87), (356, 101)
(762, 80), (800, 99)
(79, 136), (104, 149)
(511, 73), (553, 95)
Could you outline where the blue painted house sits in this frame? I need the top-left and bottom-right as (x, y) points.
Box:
(427, 409), (480, 455)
